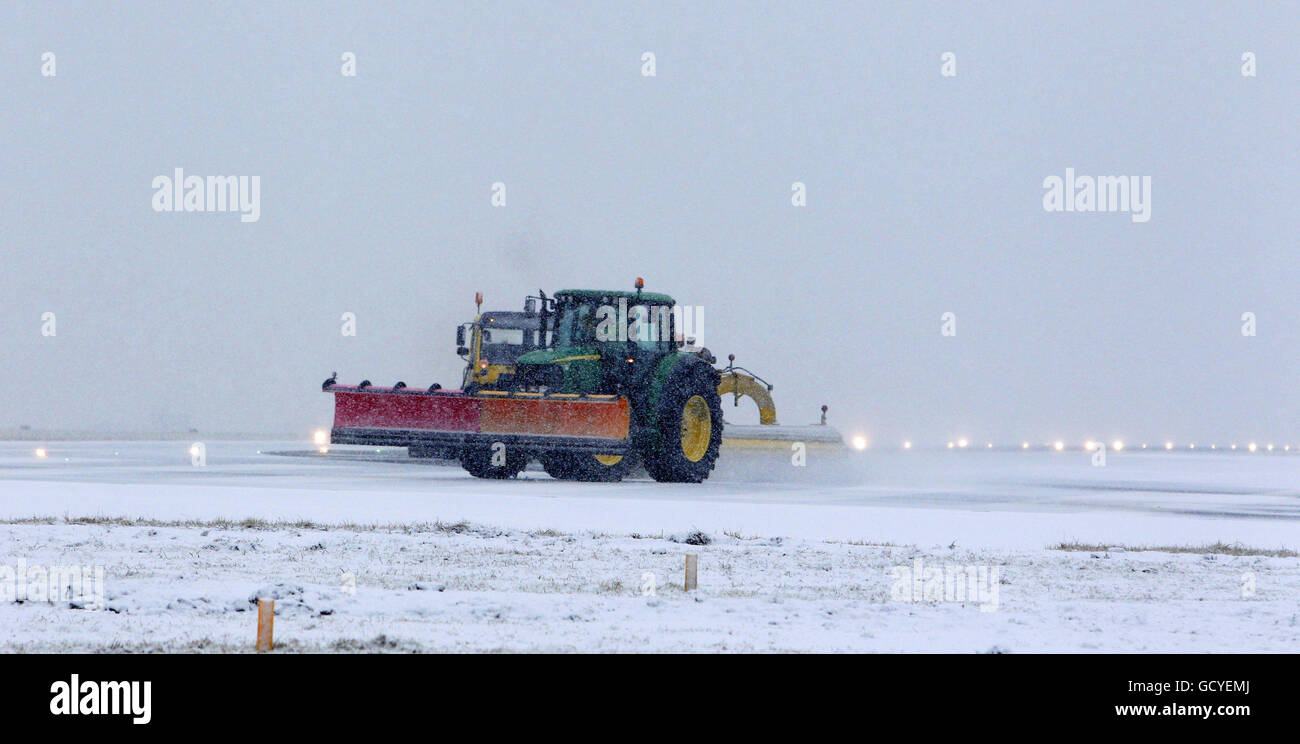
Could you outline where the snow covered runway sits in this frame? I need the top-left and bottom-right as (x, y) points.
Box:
(1, 441), (1296, 651)
(1, 440), (1296, 549)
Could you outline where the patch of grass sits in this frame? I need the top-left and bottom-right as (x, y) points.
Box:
(1052, 540), (1298, 558)
(329, 634), (414, 652)
(670, 530), (712, 546)
(823, 538), (909, 548)
(1, 514), (514, 538)
(627, 531), (667, 540)
(3, 515), (800, 549)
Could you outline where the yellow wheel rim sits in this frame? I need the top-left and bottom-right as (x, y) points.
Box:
(680, 395), (712, 463)
(594, 454), (623, 466)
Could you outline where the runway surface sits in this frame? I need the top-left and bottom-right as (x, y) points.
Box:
(1, 440), (1296, 550)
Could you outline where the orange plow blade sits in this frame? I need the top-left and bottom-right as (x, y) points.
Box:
(478, 395), (629, 439)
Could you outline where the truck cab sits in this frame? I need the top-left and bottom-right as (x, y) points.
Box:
(457, 309), (547, 391)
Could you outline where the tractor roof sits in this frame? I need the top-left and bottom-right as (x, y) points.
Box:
(556, 289), (676, 304)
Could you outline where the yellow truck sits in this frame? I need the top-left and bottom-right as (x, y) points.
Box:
(456, 298), (548, 392)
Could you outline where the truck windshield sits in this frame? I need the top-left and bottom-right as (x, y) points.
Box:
(480, 327), (536, 362)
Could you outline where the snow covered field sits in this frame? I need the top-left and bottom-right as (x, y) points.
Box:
(2, 441), (1297, 652)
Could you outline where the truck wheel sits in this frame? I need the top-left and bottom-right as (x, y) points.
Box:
(540, 451), (640, 482)
(642, 362), (723, 483)
(459, 444), (527, 479)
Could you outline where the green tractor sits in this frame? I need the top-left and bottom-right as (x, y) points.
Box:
(485, 279), (723, 483)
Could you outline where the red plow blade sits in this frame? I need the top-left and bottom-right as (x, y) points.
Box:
(326, 384), (632, 454)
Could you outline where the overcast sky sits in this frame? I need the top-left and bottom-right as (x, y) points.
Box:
(3, 1), (1298, 446)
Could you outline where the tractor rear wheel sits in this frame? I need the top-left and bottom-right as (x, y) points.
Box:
(642, 362), (723, 483)
(540, 451), (640, 482)
(459, 444), (527, 479)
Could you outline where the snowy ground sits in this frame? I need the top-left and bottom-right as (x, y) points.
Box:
(1, 441), (1298, 652)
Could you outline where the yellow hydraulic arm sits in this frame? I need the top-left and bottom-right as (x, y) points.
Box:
(716, 363), (778, 426)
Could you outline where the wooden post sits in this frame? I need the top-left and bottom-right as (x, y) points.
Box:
(256, 598), (274, 651)
(684, 554), (698, 591)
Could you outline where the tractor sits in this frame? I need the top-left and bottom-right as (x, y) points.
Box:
(324, 279), (725, 483)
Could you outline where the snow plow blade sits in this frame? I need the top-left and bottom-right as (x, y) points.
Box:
(326, 384), (632, 455)
(712, 423), (852, 484)
(721, 424), (844, 451)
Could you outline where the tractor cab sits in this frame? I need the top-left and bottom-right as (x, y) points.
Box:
(508, 281), (679, 395)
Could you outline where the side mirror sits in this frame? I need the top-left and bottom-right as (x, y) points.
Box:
(456, 346), (469, 356)
(524, 298), (537, 315)
(456, 326), (466, 347)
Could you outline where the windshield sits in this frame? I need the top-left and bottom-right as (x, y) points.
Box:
(552, 297), (674, 351)
(480, 326), (545, 363)
(553, 299), (599, 347)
